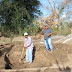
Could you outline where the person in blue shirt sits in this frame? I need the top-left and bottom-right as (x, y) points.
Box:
(41, 24), (53, 53)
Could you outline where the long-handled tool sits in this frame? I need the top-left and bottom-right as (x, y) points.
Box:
(19, 47), (25, 62)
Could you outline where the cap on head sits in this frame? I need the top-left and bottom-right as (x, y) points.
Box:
(24, 32), (28, 36)
(45, 24), (49, 27)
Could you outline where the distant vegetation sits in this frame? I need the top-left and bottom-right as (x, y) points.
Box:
(0, 0), (41, 37)
(0, 0), (72, 37)
(52, 22), (72, 36)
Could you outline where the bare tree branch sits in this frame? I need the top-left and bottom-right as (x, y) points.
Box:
(48, 0), (54, 11)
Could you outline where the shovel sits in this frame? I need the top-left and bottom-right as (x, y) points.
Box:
(19, 47), (25, 62)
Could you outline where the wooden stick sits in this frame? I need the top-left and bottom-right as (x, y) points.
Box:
(19, 47), (25, 62)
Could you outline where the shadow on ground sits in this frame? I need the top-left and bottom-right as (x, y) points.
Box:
(0, 44), (14, 69)
(56, 60), (71, 72)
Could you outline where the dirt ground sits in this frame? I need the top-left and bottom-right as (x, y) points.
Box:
(0, 35), (72, 71)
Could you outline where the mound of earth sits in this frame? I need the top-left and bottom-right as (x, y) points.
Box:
(0, 37), (72, 70)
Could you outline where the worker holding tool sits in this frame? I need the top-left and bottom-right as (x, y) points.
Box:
(41, 24), (53, 53)
(23, 32), (34, 64)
